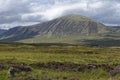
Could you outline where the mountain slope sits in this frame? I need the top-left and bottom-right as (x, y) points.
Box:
(107, 26), (120, 33)
(0, 29), (7, 36)
(29, 14), (107, 35)
(0, 14), (119, 45)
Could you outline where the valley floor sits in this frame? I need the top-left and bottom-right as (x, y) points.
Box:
(0, 43), (119, 80)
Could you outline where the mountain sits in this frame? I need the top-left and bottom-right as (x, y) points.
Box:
(0, 14), (119, 46)
(107, 26), (120, 33)
(0, 29), (7, 35)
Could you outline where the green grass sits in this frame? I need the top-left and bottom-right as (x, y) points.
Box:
(0, 69), (110, 80)
(0, 43), (119, 80)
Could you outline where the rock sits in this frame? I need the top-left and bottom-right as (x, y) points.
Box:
(110, 68), (120, 76)
(8, 67), (15, 77)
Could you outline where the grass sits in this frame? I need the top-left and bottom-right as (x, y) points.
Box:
(0, 43), (119, 80)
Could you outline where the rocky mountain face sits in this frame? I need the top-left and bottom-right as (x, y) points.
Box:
(33, 14), (107, 35)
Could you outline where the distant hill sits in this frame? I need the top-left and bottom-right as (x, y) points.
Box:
(0, 14), (119, 46)
(107, 26), (120, 33)
(0, 29), (7, 35)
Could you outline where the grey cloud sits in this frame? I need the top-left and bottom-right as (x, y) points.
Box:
(62, 0), (120, 25)
(0, 0), (120, 29)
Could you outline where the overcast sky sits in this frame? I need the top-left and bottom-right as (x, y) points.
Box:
(0, 0), (120, 29)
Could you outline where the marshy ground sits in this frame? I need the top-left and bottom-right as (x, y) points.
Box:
(0, 43), (119, 80)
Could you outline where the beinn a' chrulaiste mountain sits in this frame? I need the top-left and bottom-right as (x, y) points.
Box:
(0, 14), (120, 46)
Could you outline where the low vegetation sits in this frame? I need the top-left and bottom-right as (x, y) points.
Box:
(0, 42), (119, 80)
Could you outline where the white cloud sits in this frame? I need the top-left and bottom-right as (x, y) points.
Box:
(24, 0), (88, 20)
(88, 1), (103, 9)
(41, 2), (88, 20)
(0, 22), (38, 30)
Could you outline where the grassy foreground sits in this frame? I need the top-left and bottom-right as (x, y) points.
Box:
(0, 43), (119, 80)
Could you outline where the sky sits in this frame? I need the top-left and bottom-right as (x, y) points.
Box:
(0, 0), (120, 29)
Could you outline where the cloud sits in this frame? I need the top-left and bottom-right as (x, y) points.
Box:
(0, 0), (120, 29)
(0, 22), (38, 29)
(41, 1), (88, 20)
